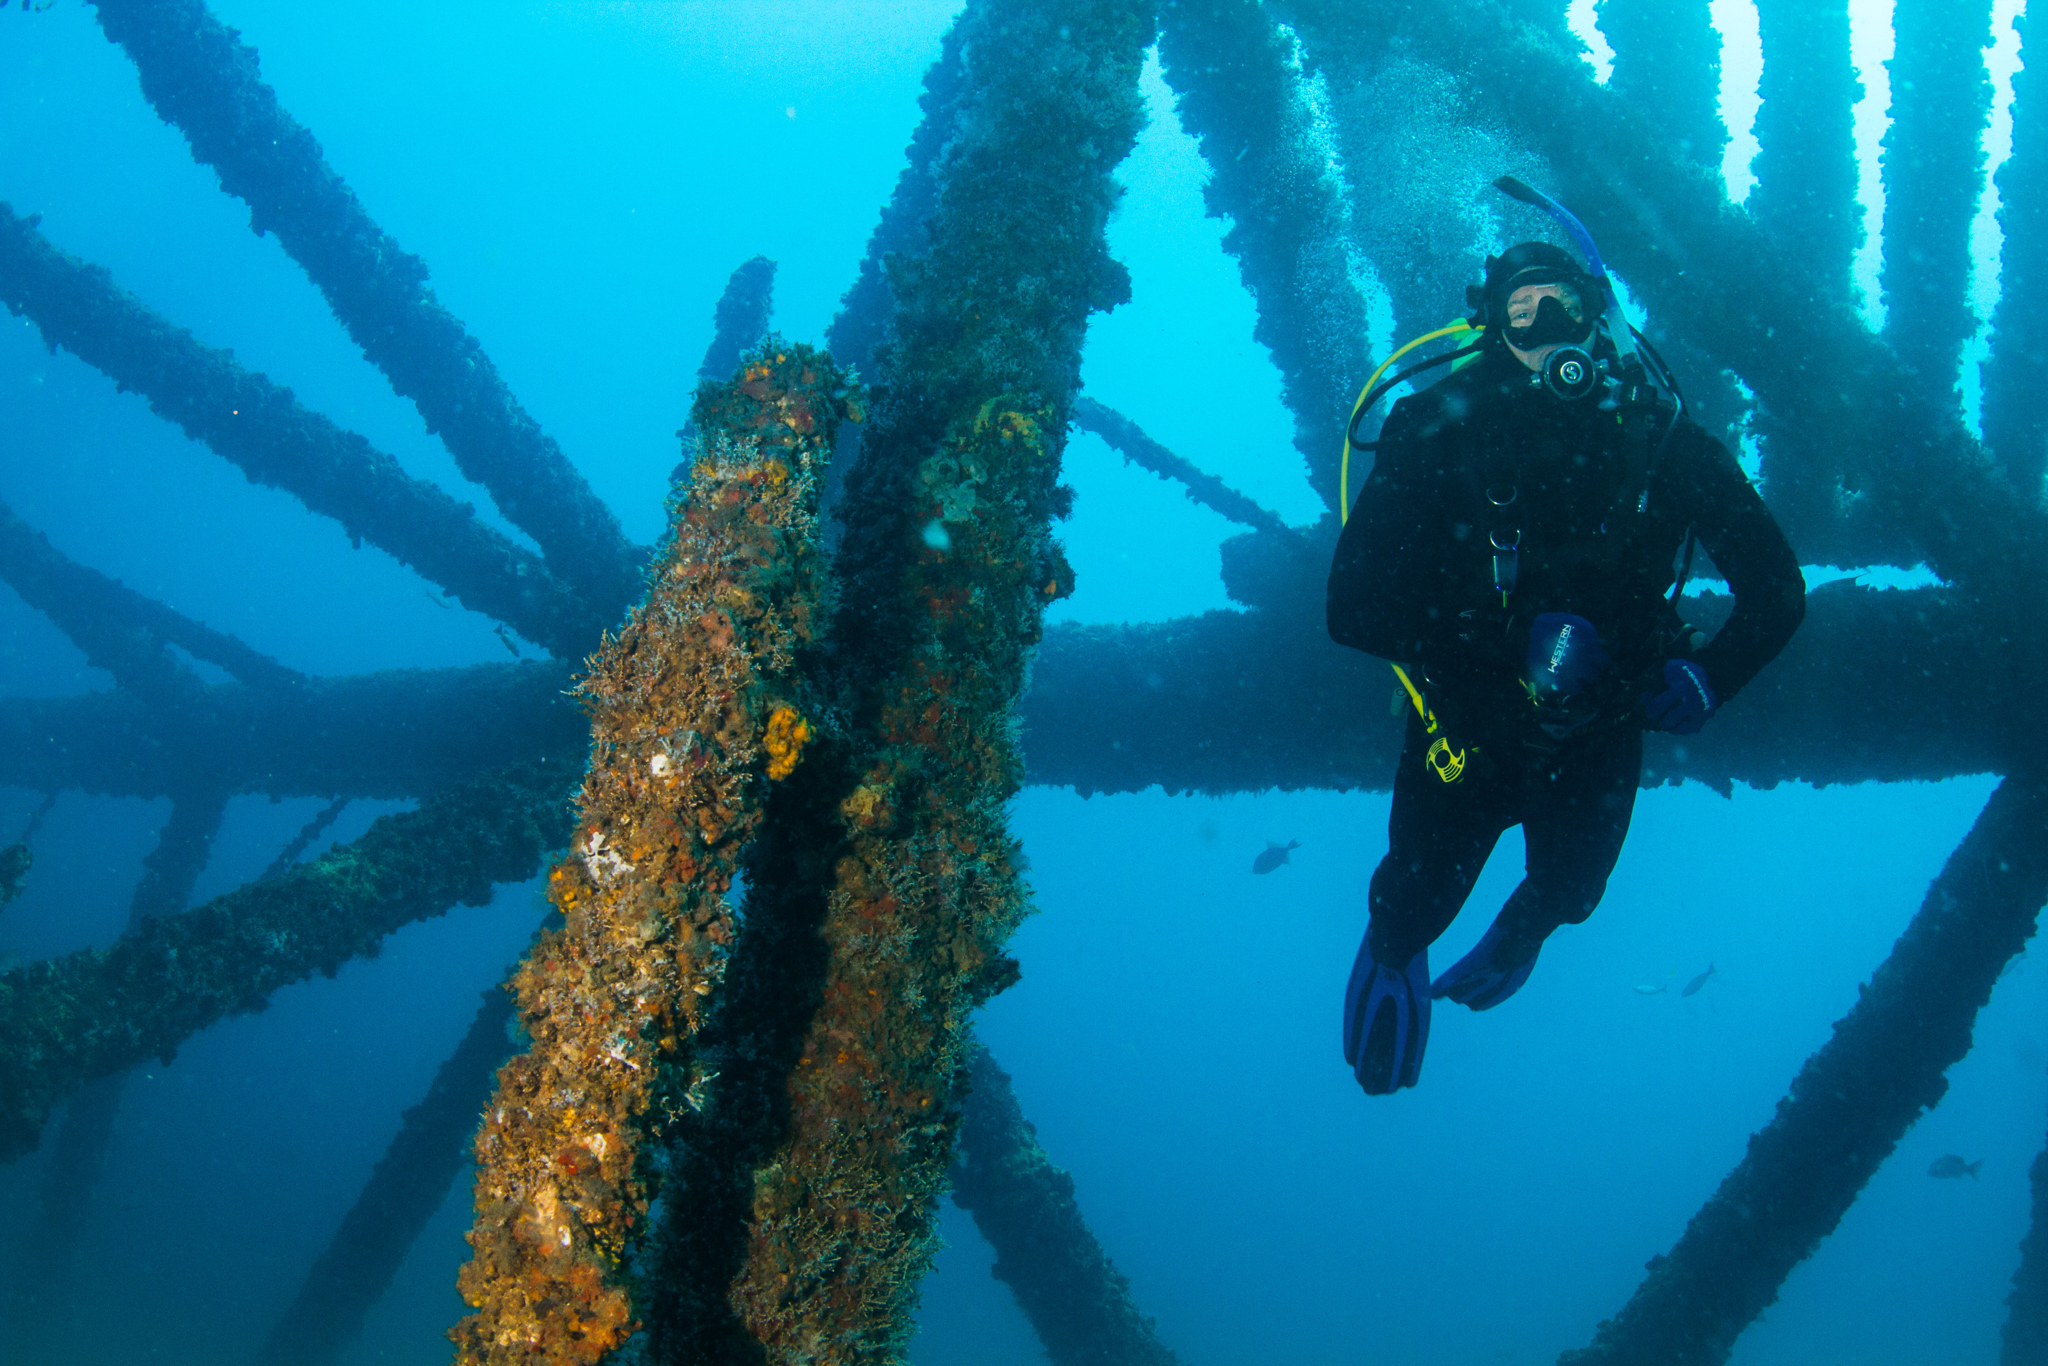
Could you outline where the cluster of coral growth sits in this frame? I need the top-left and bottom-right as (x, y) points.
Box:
(451, 345), (855, 1365)
(693, 1), (1155, 1355)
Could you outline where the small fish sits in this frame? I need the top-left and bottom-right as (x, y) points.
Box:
(422, 589), (453, 610)
(493, 624), (522, 658)
(1682, 964), (1717, 997)
(1928, 1154), (1983, 1180)
(1633, 983), (1667, 996)
(1251, 840), (1300, 875)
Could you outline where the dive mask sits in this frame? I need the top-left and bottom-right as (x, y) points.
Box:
(1503, 293), (1593, 352)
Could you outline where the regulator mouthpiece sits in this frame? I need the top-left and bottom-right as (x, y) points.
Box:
(1542, 345), (1598, 402)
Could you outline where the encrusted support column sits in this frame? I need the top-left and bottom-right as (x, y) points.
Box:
(1881, 0), (1995, 398)
(824, 21), (970, 388)
(1561, 774), (2048, 1366)
(0, 204), (596, 656)
(644, 2), (1153, 1359)
(952, 1044), (1180, 1366)
(1155, 0), (1372, 515)
(1751, 0), (1862, 308)
(1983, 10), (2048, 498)
(696, 258), (776, 390)
(88, 0), (644, 621)
(257, 984), (521, 1366)
(1597, 0), (1725, 170)
(450, 347), (851, 1365)
(0, 760), (575, 1162)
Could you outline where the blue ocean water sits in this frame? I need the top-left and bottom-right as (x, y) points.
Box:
(0, 3), (2040, 1364)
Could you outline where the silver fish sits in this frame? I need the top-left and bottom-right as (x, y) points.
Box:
(1928, 1154), (1983, 1180)
(1633, 983), (1667, 996)
(493, 624), (522, 658)
(1251, 840), (1300, 875)
(1682, 964), (1717, 997)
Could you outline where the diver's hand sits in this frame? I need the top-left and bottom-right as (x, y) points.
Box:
(1523, 613), (1609, 700)
(1644, 658), (1717, 734)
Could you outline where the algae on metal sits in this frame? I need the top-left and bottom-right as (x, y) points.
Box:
(0, 760), (575, 1162)
(451, 345), (853, 1365)
(644, 2), (1153, 1360)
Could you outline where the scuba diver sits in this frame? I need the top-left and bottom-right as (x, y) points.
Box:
(1327, 184), (1805, 1095)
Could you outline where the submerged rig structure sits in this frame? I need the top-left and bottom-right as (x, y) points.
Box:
(0, 0), (2046, 1362)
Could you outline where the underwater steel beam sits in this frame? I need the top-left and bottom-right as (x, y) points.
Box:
(1019, 584), (2007, 796)
(0, 660), (586, 802)
(695, 258), (777, 391)
(1750, 0), (1862, 308)
(1983, 9), (2048, 499)
(824, 19), (970, 389)
(1562, 772), (2048, 1365)
(1155, 0), (1371, 516)
(1073, 398), (1291, 535)
(952, 1044), (1181, 1366)
(0, 760), (575, 1164)
(1597, 0), (1726, 171)
(643, 0), (1154, 1357)
(0, 204), (598, 657)
(0, 583), (2006, 804)
(88, 0), (645, 623)
(1880, 0), (1995, 397)
(0, 495), (303, 696)
(257, 984), (521, 1366)
(451, 347), (852, 1365)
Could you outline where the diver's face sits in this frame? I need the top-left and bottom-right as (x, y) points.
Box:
(1503, 282), (1586, 373)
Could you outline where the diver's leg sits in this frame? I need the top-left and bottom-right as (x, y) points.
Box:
(1367, 718), (1513, 963)
(1436, 724), (1644, 1011)
(1346, 715), (1513, 1090)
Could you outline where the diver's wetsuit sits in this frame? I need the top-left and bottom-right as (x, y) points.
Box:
(1328, 337), (1805, 971)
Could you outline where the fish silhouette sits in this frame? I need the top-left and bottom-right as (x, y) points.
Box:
(1632, 983), (1667, 996)
(1928, 1154), (1983, 1180)
(1251, 840), (1300, 875)
(1681, 964), (1717, 997)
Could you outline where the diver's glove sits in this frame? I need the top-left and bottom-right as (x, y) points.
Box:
(1644, 658), (1717, 734)
(1343, 943), (1431, 1095)
(1523, 613), (1610, 737)
(1432, 918), (1543, 1011)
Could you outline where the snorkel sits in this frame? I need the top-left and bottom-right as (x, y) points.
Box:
(1491, 176), (1645, 377)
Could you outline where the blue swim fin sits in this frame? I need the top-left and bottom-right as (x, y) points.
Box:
(1432, 919), (1541, 1011)
(1342, 942), (1431, 1094)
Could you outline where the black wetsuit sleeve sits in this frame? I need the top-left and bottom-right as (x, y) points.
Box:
(1672, 423), (1806, 699)
(1335, 389), (1499, 679)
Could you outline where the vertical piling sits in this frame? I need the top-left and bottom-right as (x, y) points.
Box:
(1598, 0), (1726, 171)
(1880, 0), (1996, 398)
(1983, 10), (2048, 497)
(1155, 0), (1372, 514)
(644, 1), (1153, 1359)
(1750, 0), (1863, 308)
(450, 347), (853, 1365)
